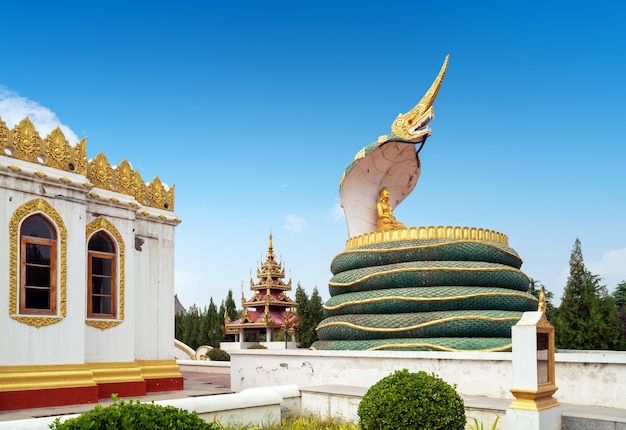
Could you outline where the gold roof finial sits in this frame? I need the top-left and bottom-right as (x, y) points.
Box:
(391, 54), (450, 139)
(538, 288), (547, 313)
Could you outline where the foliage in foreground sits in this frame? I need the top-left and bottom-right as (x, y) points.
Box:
(357, 369), (466, 430)
(217, 415), (358, 429)
(208, 348), (231, 361)
(49, 395), (219, 429)
(469, 416), (500, 430)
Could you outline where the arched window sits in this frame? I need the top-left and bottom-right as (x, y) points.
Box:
(87, 231), (117, 318)
(20, 215), (57, 314)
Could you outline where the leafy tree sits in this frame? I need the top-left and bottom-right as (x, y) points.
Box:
(612, 281), (626, 309)
(308, 287), (325, 335)
(175, 291), (241, 349)
(181, 304), (202, 350)
(554, 239), (625, 350)
(295, 284), (325, 347)
(197, 305), (210, 347)
(614, 282), (626, 343)
(207, 298), (221, 347)
(224, 289), (239, 321)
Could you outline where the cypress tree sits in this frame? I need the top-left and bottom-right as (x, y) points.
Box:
(613, 281), (626, 309)
(555, 239), (625, 350)
(307, 287), (325, 344)
(294, 284), (325, 347)
(207, 298), (220, 347)
(224, 289), (239, 321)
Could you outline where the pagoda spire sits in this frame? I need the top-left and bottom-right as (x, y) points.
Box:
(223, 234), (299, 341)
(266, 233), (275, 262)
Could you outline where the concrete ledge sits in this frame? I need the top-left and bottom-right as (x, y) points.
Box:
(241, 385), (301, 417)
(176, 359), (231, 374)
(230, 348), (626, 409)
(300, 385), (365, 422)
(0, 387), (283, 430)
(152, 389), (282, 426)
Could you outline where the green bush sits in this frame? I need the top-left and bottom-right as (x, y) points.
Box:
(50, 396), (219, 429)
(207, 348), (231, 361)
(357, 369), (466, 430)
(247, 344), (268, 349)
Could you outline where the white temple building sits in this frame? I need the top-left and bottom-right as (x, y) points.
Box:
(0, 117), (182, 410)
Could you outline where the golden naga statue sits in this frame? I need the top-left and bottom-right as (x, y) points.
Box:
(376, 187), (406, 232)
(339, 55), (449, 238)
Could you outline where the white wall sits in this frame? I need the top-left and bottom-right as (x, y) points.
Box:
(229, 349), (626, 409)
(1, 154), (178, 367)
(134, 218), (176, 360)
(0, 160), (89, 366)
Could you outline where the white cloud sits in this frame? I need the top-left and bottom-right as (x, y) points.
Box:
(555, 248), (626, 294)
(0, 87), (80, 144)
(283, 214), (307, 232)
(589, 248), (626, 289)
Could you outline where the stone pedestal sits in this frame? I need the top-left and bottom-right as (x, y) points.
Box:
(506, 311), (562, 430)
(506, 407), (562, 430)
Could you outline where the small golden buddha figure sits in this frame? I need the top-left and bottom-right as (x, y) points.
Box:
(376, 187), (406, 232)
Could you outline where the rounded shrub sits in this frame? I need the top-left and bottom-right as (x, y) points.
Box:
(247, 344), (268, 349)
(357, 369), (466, 430)
(207, 347), (231, 361)
(50, 397), (219, 429)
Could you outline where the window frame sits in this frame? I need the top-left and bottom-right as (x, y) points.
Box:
(87, 232), (118, 319)
(19, 228), (58, 315)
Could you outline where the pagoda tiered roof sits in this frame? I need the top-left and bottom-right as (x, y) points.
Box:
(250, 234), (293, 291)
(224, 234), (298, 335)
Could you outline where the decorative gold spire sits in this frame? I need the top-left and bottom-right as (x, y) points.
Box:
(391, 54), (449, 139)
(0, 116), (175, 211)
(538, 288), (547, 313)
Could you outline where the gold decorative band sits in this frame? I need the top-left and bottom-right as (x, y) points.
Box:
(137, 359), (183, 380)
(0, 364), (96, 392)
(509, 386), (560, 411)
(346, 226), (509, 250)
(316, 315), (521, 333)
(323, 291), (538, 311)
(329, 266), (526, 288)
(88, 362), (144, 384)
(0, 360), (182, 392)
(369, 342), (512, 353)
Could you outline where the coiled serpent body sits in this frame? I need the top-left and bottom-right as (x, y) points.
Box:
(312, 237), (537, 351)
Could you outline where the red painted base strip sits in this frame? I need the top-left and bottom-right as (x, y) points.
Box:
(97, 380), (146, 399)
(0, 379), (184, 411)
(145, 377), (184, 392)
(0, 386), (99, 411)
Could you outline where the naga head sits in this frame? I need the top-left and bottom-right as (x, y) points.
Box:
(390, 54), (449, 142)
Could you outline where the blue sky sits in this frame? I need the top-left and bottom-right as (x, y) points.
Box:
(1, 1), (625, 308)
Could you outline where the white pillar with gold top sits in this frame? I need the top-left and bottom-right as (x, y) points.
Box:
(506, 291), (561, 430)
